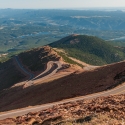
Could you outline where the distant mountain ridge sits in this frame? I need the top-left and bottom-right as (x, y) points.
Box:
(49, 35), (125, 65)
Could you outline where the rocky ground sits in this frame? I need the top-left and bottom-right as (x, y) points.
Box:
(1, 94), (125, 125)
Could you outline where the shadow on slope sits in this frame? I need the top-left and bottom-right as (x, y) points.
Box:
(1, 61), (125, 112)
(0, 59), (26, 91)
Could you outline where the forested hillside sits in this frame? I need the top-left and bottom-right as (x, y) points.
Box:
(50, 35), (125, 65)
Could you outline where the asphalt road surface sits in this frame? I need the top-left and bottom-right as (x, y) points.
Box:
(2, 58), (125, 120)
(0, 82), (125, 120)
(14, 55), (63, 87)
(33, 61), (62, 80)
(33, 61), (62, 83)
(14, 56), (34, 80)
(24, 61), (63, 87)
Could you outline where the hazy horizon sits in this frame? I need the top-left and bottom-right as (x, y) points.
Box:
(0, 0), (125, 9)
(0, 7), (125, 10)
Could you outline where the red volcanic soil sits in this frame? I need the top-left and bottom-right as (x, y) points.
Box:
(0, 59), (26, 91)
(1, 94), (125, 124)
(1, 61), (125, 112)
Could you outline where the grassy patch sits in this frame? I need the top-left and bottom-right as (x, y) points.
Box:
(56, 51), (84, 68)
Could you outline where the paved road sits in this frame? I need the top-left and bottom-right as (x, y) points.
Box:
(14, 56), (34, 80)
(14, 55), (63, 87)
(33, 61), (62, 84)
(3, 58), (125, 120)
(24, 61), (62, 87)
(33, 61), (62, 80)
(0, 82), (125, 120)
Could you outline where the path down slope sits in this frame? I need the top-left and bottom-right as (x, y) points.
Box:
(24, 61), (63, 87)
(33, 61), (62, 80)
(1, 61), (125, 113)
(14, 56), (34, 80)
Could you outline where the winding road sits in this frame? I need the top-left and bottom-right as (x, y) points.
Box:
(33, 61), (62, 80)
(33, 61), (63, 84)
(1, 57), (125, 120)
(14, 56), (63, 87)
(24, 61), (63, 87)
(14, 56), (34, 80)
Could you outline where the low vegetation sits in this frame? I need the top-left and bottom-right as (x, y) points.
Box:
(55, 50), (84, 68)
(0, 57), (9, 63)
(50, 35), (125, 65)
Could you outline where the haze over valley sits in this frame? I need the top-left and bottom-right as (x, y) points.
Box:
(0, 9), (125, 58)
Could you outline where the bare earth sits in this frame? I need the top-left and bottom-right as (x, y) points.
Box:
(1, 60), (125, 112)
(1, 46), (125, 124)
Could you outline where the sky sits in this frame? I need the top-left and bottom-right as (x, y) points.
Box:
(0, 0), (125, 9)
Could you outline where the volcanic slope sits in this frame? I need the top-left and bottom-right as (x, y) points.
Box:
(49, 34), (125, 65)
(1, 60), (125, 112)
(0, 59), (26, 91)
(0, 46), (62, 91)
(18, 46), (61, 72)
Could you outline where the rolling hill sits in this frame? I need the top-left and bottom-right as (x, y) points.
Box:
(49, 34), (125, 65)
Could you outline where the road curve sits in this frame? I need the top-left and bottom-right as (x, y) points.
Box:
(33, 61), (62, 80)
(23, 61), (62, 87)
(14, 56), (34, 80)
(33, 61), (62, 84)
(0, 82), (125, 120)
(14, 56), (63, 87)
